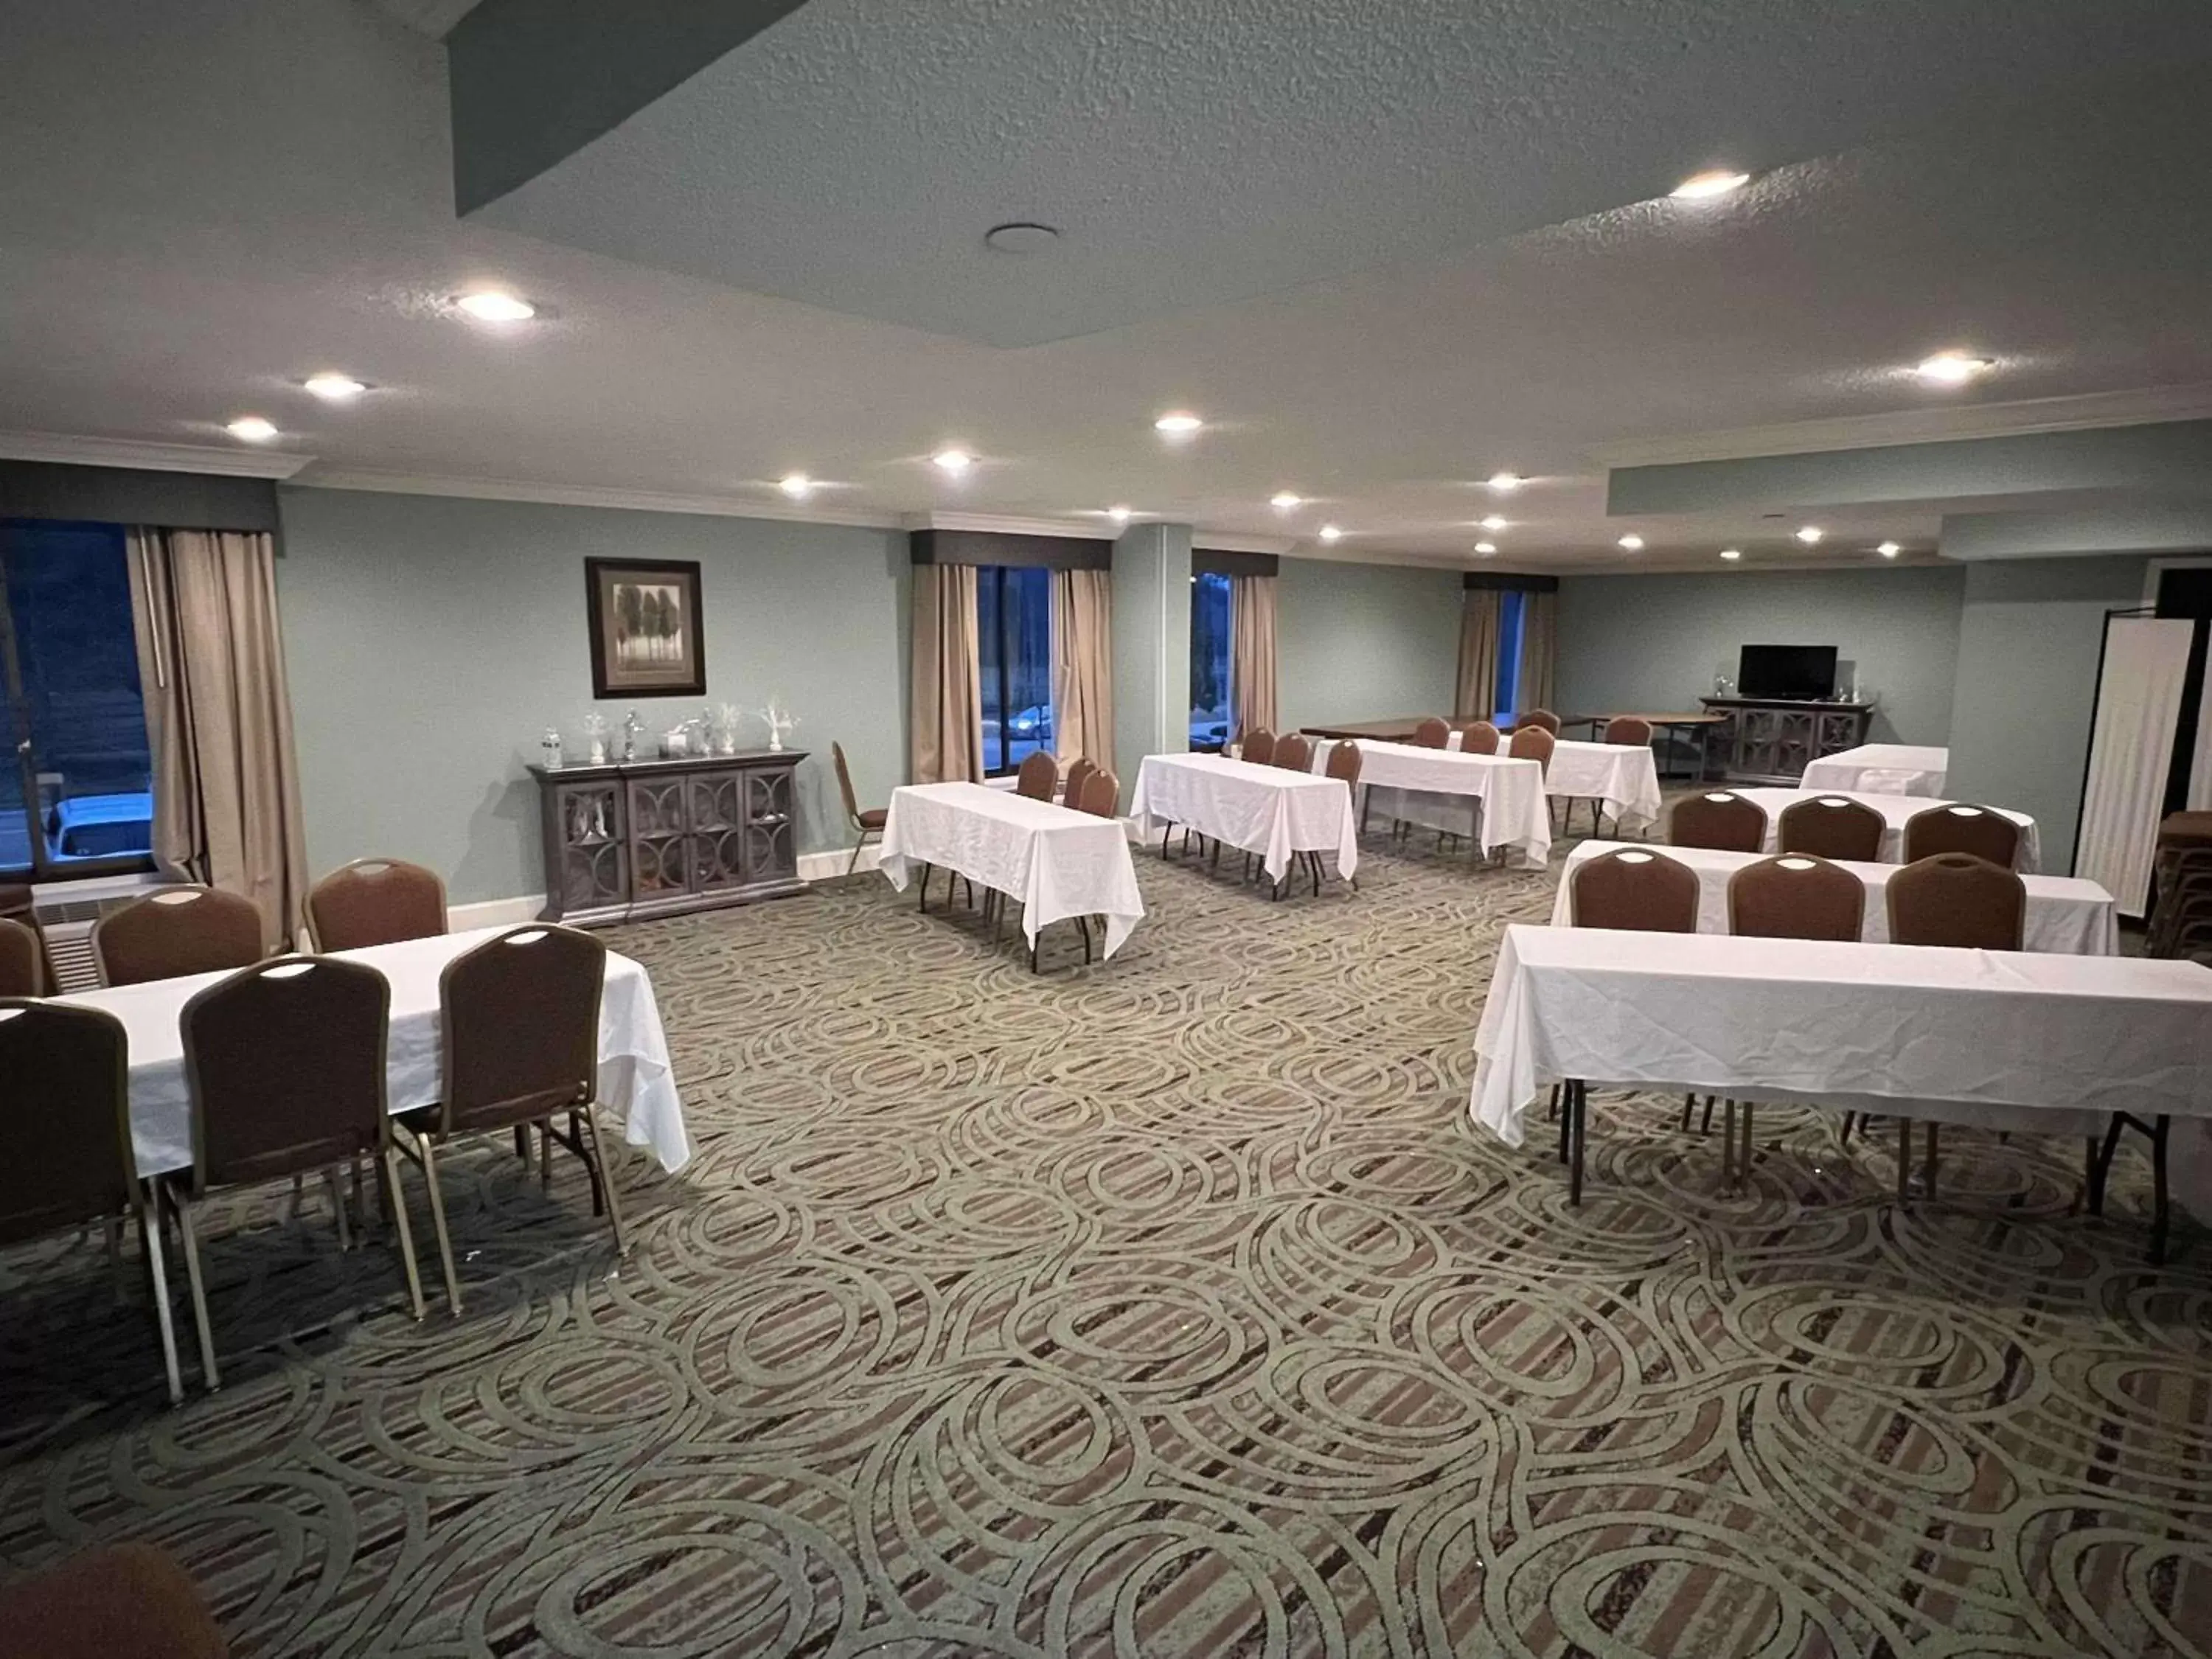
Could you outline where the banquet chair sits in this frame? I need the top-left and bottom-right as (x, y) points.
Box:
(1321, 741), (1366, 891)
(1062, 756), (1096, 810)
(1902, 804), (2020, 869)
(93, 887), (264, 987)
(1518, 709), (1562, 735)
(1777, 796), (1884, 863)
(307, 858), (447, 950)
(830, 742), (887, 876)
(171, 956), (425, 1387)
(1271, 734), (1312, 773)
(1455, 720), (1500, 756)
(1077, 768), (1119, 818)
(1570, 847), (1697, 932)
(1670, 790), (1766, 854)
(1239, 727), (1276, 765)
(1015, 751), (1059, 801)
(1411, 716), (1451, 748)
(0, 915), (46, 995)
(1601, 716), (1652, 748)
(1886, 852), (2025, 950)
(0, 1543), (228, 1659)
(1506, 726), (1554, 768)
(397, 926), (620, 1315)
(1726, 855), (1864, 942)
(0, 1000), (184, 1405)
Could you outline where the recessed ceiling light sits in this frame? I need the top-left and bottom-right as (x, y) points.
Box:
(1318, 524), (1343, 543)
(984, 221), (1060, 255)
(1719, 549), (1743, 561)
(303, 372), (366, 401)
(1796, 526), (1824, 544)
(226, 416), (277, 442)
(1478, 515), (1509, 532)
(932, 448), (974, 476)
(1270, 492), (1302, 510)
(454, 290), (535, 322)
(779, 473), (813, 498)
(1671, 168), (1751, 201)
(1878, 540), (1902, 558)
(1486, 471), (1523, 493)
(1474, 541), (1498, 555)
(1107, 505), (1132, 523)
(1154, 411), (1203, 435)
(1618, 534), (1645, 552)
(1916, 351), (1992, 385)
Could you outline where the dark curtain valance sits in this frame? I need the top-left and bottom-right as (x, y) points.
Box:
(1464, 571), (1559, 594)
(909, 528), (1111, 571)
(0, 462), (281, 535)
(1194, 548), (1279, 580)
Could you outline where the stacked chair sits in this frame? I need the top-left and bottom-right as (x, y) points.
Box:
(2147, 811), (2212, 961)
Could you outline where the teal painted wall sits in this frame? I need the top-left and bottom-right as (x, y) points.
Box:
(1110, 522), (1192, 795)
(1275, 557), (1464, 734)
(275, 487), (908, 904)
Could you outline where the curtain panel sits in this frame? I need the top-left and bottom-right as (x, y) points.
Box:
(1455, 588), (1501, 719)
(125, 528), (310, 949)
(1050, 567), (1115, 768)
(1514, 589), (1558, 714)
(1230, 574), (1279, 739)
(909, 563), (985, 784)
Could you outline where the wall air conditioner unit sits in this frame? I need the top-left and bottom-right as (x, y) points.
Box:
(32, 886), (178, 992)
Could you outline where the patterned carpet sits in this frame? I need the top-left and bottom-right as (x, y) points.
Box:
(1, 825), (2208, 1658)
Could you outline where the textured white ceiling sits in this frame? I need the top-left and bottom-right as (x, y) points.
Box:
(365, 0), (483, 41)
(2, 0), (2210, 571)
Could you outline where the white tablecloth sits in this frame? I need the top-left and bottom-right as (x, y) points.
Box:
(879, 782), (1145, 957)
(1734, 787), (2042, 873)
(1130, 754), (1357, 883)
(1554, 841), (2118, 955)
(1323, 740), (1552, 869)
(1801, 744), (1950, 797)
(1470, 733), (1665, 832)
(55, 927), (691, 1179)
(1471, 924), (2212, 1154)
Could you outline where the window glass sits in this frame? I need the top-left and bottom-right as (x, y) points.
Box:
(1189, 571), (1231, 749)
(977, 564), (1054, 776)
(1493, 588), (1526, 726)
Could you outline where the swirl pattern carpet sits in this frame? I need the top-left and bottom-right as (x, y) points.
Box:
(1, 829), (2208, 1657)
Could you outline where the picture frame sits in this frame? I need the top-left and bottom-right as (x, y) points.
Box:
(585, 557), (706, 698)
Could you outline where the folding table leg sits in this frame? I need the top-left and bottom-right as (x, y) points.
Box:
(381, 1147), (428, 1322)
(139, 1192), (184, 1405)
(170, 1186), (220, 1392)
(1738, 1101), (1754, 1185)
(1721, 1099), (1736, 1186)
(324, 1166), (352, 1252)
(1897, 1119), (1913, 1206)
(1568, 1081), (1587, 1206)
(1924, 1121), (1940, 1201)
(2151, 1113), (2171, 1266)
(918, 863), (931, 911)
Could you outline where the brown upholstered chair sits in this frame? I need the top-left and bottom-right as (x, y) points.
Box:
(1014, 751), (1059, 800)
(307, 858), (446, 951)
(0, 916), (46, 996)
(830, 742), (887, 875)
(397, 926), (619, 1314)
(1902, 804), (2020, 869)
(173, 956), (424, 1385)
(1411, 716), (1451, 749)
(1570, 848), (1699, 931)
(1239, 727), (1276, 765)
(0, 1542), (228, 1659)
(0, 1000), (182, 1404)
(1271, 734), (1312, 773)
(1602, 716), (1653, 748)
(1728, 855), (1865, 941)
(1518, 709), (1562, 735)
(1455, 720), (1500, 755)
(1670, 790), (1767, 853)
(1062, 756), (1097, 810)
(1887, 853), (2026, 950)
(92, 887), (263, 987)
(1077, 768), (1120, 818)
(1506, 726), (1554, 769)
(1777, 796), (1885, 863)
(1325, 740), (1363, 787)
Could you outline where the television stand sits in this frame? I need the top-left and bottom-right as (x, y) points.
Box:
(1698, 697), (1873, 784)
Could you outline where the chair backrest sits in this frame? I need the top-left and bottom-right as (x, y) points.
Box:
(1727, 855), (1865, 941)
(1670, 790), (1767, 853)
(1570, 848), (1699, 931)
(1239, 728), (1276, 765)
(1325, 740), (1363, 786)
(307, 858), (447, 952)
(1411, 717), (1451, 748)
(1015, 750), (1059, 800)
(1519, 709), (1562, 735)
(1777, 796), (1884, 863)
(1272, 733), (1312, 773)
(93, 886), (264, 987)
(1455, 720), (1500, 755)
(1603, 716), (1653, 747)
(0, 1001), (133, 1245)
(1506, 726), (1554, 770)
(439, 926), (607, 1137)
(1062, 757), (1096, 811)
(831, 740), (863, 821)
(1903, 803), (2021, 868)
(1887, 852), (2026, 950)
(1077, 768), (1121, 818)
(181, 956), (389, 1191)
(0, 916), (45, 997)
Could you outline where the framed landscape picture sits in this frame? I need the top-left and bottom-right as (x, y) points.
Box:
(585, 557), (706, 698)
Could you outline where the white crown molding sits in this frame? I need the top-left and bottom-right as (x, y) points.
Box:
(1588, 383), (2212, 470)
(296, 466), (906, 528)
(900, 509), (1113, 540)
(0, 429), (318, 479)
(1193, 531), (1296, 555)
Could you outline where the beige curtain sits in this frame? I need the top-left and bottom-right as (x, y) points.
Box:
(1456, 588), (1501, 719)
(1051, 568), (1115, 768)
(1230, 574), (1279, 738)
(909, 563), (984, 783)
(126, 528), (310, 950)
(1515, 589), (1558, 714)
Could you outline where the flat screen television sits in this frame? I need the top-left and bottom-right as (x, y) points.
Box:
(1738, 644), (1837, 700)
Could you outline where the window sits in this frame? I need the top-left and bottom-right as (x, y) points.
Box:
(976, 565), (1054, 775)
(1492, 588), (1528, 726)
(0, 520), (155, 877)
(1189, 570), (1231, 750)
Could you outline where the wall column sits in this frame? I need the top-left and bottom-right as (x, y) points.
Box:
(1110, 522), (1192, 803)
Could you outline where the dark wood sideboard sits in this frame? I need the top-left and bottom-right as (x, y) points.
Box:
(1697, 698), (1874, 785)
(528, 751), (807, 925)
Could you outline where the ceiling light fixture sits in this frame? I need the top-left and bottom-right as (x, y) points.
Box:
(932, 448), (973, 476)
(1916, 351), (1992, 385)
(226, 416), (278, 442)
(1475, 541), (1498, 556)
(1318, 525), (1343, 543)
(1719, 549), (1743, 561)
(983, 221), (1060, 255)
(1270, 492), (1302, 510)
(1154, 411), (1203, 435)
(454, 290), (535, 322)
(1486, 471), (1523, 493)
(1618, 534), (1645, 552)
(303, 373), (366, 401)
(1107, 505), (1132, 523)
(1478, 515), (1509, 532)
(779, 473), (813, 498)
(1671, 168), (1750, 201)
(1878, 540), (1902, 558)
(1796, 526), (1824, 544)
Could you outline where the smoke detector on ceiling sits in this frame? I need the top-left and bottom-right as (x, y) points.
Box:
(984, 222), (1062, 255)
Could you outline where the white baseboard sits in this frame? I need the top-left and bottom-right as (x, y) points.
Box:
(448, 894), (546, 930)
(797, 844), (882, 880)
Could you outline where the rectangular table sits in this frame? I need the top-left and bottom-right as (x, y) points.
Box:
(1467, 732), (1664, 832)
(55, 927), (691, 1179)
(1298, 717), (1430, 743)
(878, 782), (1144, 959)
(1561, 712), (1730, 779)
(1800, 744), (1950, 797)
(1130, 754), (1356, 886)
(1734, 786), (2041, 872)
(1320, 739), (1552, 869)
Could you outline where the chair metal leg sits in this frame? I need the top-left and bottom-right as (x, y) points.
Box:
(1739, 1100), (1754, 1183)
(1924, 1121), (1939, 1201)
(105, 1216), (128, 1306)
(324, 1166), (353, 1252)
(380, 1147), (428, 1322)
(288, 1170), (306, 1221)
(1897, 1119), (1913, 1206)
(411, 1130), (464, 1315)
(513, 1125), (529, 1161)
(847, 836), (864, 875)
(2150, 1113), (2171, 1266)
(1840, 1110), (1857, 1146)
(1161, 824), (1173, 860)
(1700, 1096), (1714, 1135)
(139, 1193), (184, 1406)
(918, 863), (931, 911)
(1680, 1093), (1694, 1133)
(580, 1100), (630, 1257)
(170, 1185), (220, 1391)
(1568, 1081), (1587, 1206)
(1722, 1099), (1737, 1186)
(1077, 915), (1093, 964)
(541, 1118), (554, 1188)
